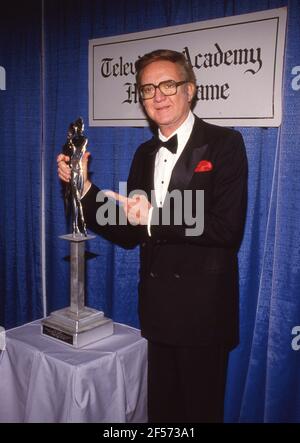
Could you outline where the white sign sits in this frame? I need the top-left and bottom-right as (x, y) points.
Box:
(89, 7), (287, 127)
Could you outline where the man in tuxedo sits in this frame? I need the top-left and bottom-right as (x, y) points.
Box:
(57, 49), (248, 422)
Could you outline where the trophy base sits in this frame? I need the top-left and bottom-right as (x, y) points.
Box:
(41, 306), (114, 348)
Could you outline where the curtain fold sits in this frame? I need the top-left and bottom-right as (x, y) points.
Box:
(0, 1), (43, 328)
(230, 0), (300, 421)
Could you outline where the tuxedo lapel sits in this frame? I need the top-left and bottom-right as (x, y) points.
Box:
(142, 137), (157, 202)
(168, 118), (209, 192)
(141, 118), (210, 199)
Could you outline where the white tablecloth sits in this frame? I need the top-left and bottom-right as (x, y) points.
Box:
(0, 320), (148, 423)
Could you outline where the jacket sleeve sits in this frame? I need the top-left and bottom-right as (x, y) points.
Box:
(81, 148), (148, 249)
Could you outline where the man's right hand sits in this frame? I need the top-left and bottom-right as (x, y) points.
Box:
(57, 152), (91, 194)
(57, 154), (71, 183)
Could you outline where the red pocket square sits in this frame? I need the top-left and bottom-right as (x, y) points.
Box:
(194, 160), (213, 172)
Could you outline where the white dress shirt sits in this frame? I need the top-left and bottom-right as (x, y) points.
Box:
(148, 111), (195, 235)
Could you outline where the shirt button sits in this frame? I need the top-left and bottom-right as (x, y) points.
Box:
(161, 181), (164, 184)
(164, 159), (167, 162)
(150, 272), (157, 278)
(174, 273), (181, 279)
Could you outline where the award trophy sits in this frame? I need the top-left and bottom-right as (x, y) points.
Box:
(41, 117), (114, 347)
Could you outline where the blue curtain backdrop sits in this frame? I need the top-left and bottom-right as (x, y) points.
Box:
(1, 0), (300, 422)
(0, 2), (43, 329)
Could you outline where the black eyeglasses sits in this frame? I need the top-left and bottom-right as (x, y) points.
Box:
(139, 80), (188, 100)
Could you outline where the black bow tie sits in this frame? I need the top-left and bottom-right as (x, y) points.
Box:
(156, 134), (178, 154)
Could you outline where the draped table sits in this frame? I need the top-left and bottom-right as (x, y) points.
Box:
(0, 320), (148, 423)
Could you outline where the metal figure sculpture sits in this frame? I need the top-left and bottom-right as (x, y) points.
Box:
(63, 117), (88, 236)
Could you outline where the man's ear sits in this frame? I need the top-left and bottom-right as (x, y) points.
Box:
(186, 82), (196, 103)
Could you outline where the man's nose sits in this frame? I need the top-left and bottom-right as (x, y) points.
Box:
(153, 87), (166, 102)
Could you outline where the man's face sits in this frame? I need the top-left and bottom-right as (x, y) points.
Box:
(140, 60), (195, 137)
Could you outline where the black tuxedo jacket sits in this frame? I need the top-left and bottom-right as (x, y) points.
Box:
(82, 116), (248, 348)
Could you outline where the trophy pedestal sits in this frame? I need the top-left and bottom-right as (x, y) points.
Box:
(41, 306), (113, 348)
(41, 233), (114, 348)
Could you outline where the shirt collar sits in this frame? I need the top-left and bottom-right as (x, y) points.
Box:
(158, 111), (195, 143)
(158, 111), (195, 155)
